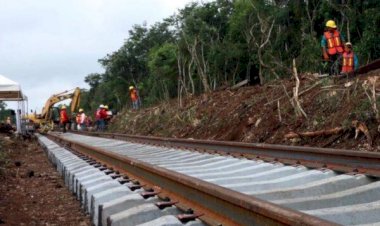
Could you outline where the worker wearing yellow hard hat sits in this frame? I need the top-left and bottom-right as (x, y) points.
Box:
(325, 20), (337, 29)
(321, 19), (345, 75)
(59, 105), (68, 133)
(129, 85), (139, 110)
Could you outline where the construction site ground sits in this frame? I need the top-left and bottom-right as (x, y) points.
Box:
(109, 69), (380, 152)
(0, 134), (90, 226)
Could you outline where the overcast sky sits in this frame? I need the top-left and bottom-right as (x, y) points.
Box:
(0, 0), (195, 112)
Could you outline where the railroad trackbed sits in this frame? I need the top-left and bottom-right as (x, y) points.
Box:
(38, 132), (380, 226)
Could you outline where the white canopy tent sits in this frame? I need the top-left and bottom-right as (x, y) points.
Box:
(0, 74), (28, 134)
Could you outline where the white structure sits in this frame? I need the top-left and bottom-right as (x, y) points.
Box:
(0, 74), (28, 134)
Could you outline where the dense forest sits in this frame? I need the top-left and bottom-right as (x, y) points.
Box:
(80, 0), (380, 113)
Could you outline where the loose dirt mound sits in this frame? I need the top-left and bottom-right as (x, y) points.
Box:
(109, 70), (380, 151)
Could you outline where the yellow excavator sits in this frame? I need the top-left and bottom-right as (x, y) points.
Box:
(27, 87), (81, 132)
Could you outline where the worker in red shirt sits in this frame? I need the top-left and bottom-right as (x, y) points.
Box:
(98, 105), (108, 131)
(129, 86), (139, 110)
(60, 105), (69, 133)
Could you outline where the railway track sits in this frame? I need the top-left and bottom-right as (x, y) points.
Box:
(39, 131), (380, 226)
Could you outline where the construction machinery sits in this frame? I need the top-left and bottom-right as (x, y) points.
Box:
(27, 88), (81, 131)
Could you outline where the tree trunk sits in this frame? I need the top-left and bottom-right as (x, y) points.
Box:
(188, 57), (195, 94)
(192, 40), (210, 93)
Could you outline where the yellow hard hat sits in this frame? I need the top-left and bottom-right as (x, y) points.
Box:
(79, 108), (84, 112)
(326, 20), (337, 28)
(61, 105), (66, 109)
(104, 105), (109, 109)
(129, 86), (134, 90)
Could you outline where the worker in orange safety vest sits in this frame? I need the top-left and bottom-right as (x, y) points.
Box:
(321, 20), (344, 75)
(129, 86), (139, 110)
(60, 105), (69, 133)
(340, 42), (359, 74)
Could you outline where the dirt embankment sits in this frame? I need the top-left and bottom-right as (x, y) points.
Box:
(109, 70), (380, 151)
(0, 135), (90, 226)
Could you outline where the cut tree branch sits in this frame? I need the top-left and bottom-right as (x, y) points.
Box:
(284, 127), (343, 139)
(292, 59), (307, 118)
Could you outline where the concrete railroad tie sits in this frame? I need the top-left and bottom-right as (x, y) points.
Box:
(37, 134), (205, 226)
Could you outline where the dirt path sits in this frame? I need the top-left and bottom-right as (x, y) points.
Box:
(0, 134), (90, 226)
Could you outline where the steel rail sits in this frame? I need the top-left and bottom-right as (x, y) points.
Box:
(338, 58), (380, 78)
(46, 133), (338, 226)
(71, 131), (380, 178)
(354, 58), (380, 75)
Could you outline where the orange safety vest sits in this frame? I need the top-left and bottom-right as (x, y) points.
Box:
(342, 52), (354, 73)
(60, 109), (68, 123)
(130, 89), (138, 102)
(324, 30), (344, 55)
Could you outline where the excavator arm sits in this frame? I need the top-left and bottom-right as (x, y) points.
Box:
(26, 87), (81, 126)
(70, 87), (81, 115)
(39, 87), (81, 121)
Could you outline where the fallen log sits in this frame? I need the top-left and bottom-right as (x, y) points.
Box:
(285, 120), (373, 146)
(284, 127), (343, 139)
(231, 79), (249, 90)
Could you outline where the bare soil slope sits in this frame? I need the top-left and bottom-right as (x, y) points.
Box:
(109, 70), (380, 151)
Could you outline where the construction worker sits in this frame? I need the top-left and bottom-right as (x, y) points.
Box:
(104, 105), (112, 119)
(340, 42), (359, 74)
(96, 105), (107, 131)
(104, 105), (112, 126)
(59, 105), (68, 133)
(321, 20), (344, 75)
(77, 108), (86, 130)
(129, 86), (139, 110)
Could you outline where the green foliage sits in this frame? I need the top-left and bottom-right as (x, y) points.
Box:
(0, 102), (15, 123)
(146, 43), (178, 104)
(356, 8), (380, 62)
(298, 35), (321, 73)
(80, 0), (380, 111)
(352, 99), (373, 122)
(0, 101), (6, 111)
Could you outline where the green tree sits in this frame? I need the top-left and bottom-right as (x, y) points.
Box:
(147, 43), (178, 102)
(79, 0), (380, 111)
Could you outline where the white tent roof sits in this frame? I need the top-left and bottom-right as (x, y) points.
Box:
(0, 74), (25, 101)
